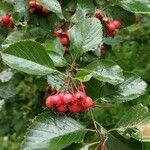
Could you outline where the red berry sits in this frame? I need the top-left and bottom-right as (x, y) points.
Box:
(42, 7), (49, 14)
(8, 22), (15, 28)
(29, 1), (36, 7)
(94, 9), (104, 19)
(106, 23), (116, 32)
(54, 94), (63, 106)
(57, 105), (67, 113)
(63, 93), (73, 104)
(1, 15), (10, 25)
(35, 2), (43, 9)
(55, 29), (63, 38)
(70, 104), (82, 113)
(60, 36), (70, 47)
(45, 96), (55, 108)
(83, 96), (93, 109)
(112, 20), (121, 29)
(74, 91), (86, 101)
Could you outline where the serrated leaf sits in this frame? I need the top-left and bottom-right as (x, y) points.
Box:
(0, 82), (17, 99)
(36, 0), (64, 19)
(114, 104), (150, 142)
(69, 18), (103, 59)
(2, 30), (25, 49)
(21, 112), (86, 150)
(1, 40), (56, 76)
(101, 73), (147, 102)
(72, 4), (88, 23)
(82, 59), (124, 85)
(0, 69), (14, 83)
(119, 0), (150, 14)
(47, 73), (66, 91)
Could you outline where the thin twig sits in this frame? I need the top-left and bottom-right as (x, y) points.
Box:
(94, 104), (113, 108)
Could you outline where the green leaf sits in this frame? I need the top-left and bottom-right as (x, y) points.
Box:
(36, 0), (64, 19)
(47, 73), (66, 91)
(106, 6), (135, 27)
(48, 51), (68, 67)
(142, 143), (150, 150)
(114, 104), (150, 142)
(13, 0), (29, 22)
(0, 99), (4, 111)
(82, 59), (124, 85)
(2, 30), (25, 49)
(21, 112), (86, 150)
(119, 0), (150, 14)
(72, 4), (88, 23)
(0, 69), (14, 83)
(104, 37), (121, 45)
(101, 73), (147, 102)
(69, 18), (103, 59)
(1, 40), (56, 76)
(0, 1), (13, 16)
(75, 69), (92, 82)
(0, 82), (17, 99)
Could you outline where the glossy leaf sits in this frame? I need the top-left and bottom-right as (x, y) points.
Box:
(47, 73), (66, 91)
(36, 0), (63, 19)
(119, 0), (150, 14)
(69, 18), (103, 59)
(2, 30), (25, 49)
(48, 51), (68, 67)
(21, 112), (86, 150)
(1, 40), (56, 76)
(75, 69), (92, 82)
(83, 60), (124, 85)
(102, 73), (147, 102)
(115, 104), (150, 142)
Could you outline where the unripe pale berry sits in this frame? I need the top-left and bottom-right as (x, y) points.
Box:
(70, 104), (82, 113)
(112, 20), (121, 29)
(83, 97), (93, 108)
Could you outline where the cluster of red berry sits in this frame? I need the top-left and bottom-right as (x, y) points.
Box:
(45, 91), (94, 113)
(95, 9), (121, 37)
(55, 29), (70, 49)
(29, 0), (49, 15)
(0, 15), (15, 28)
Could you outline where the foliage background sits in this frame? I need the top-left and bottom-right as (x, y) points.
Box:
(0, 0), (150, 150)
